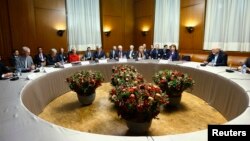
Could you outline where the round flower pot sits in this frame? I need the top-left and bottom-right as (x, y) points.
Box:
(168, 95), (182, 106)
(77, 93), (96, 105)
(126, 119), (152, 134)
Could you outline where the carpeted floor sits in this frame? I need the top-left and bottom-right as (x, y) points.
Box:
(39, 83), (227, 136)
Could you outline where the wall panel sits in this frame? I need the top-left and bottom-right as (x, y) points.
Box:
(34, 0), (65, 10)
(179, 0), (205, 53)
(0, 0), (12, 64)
(8, 0), (37, 55)
(134, 0), (155, 49)
(35, 8), (67, 53)
(101, 0), (134, 53)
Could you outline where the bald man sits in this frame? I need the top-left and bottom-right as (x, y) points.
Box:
(205, 47), (228, 66)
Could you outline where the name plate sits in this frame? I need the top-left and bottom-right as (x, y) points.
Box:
(63, 63), (73, 68)
(81, 61), (90, 65)
(119, 58), (128, 63)
(27, 73), (43, 80)
(98, 59), (108, 64)
(158, 59), (169, 64)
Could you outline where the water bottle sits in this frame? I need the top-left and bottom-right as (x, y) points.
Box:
(242, 64), (247, 74)
(18, 68), (22, 76)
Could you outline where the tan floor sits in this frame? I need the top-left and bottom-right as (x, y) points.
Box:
(39, 83), (227, 136)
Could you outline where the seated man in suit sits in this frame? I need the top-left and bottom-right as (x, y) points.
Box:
(165, 44), (179, 61)
(57, 48), (68, 63)
(10, 49), (20, 68)
(162, 45), (170, 59)
(16, 46), (35, 71)
(94, 46), (106, 60)
(204, 47), (227, 66)
(126, 45), (136, 59)
(148, 45), (154, 59)
(83, 47), (93, 61)
(0, 56), (13, 79)
(47, 48), (61, 66)
(34, 47), (47, 67)
(151, 44), (162, 59)
(116, 45), (127, 59)
(109, 46), (117, 60)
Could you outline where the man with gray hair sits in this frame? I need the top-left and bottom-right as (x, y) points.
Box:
(16, 46), (35, 71)
(117, 45), (126, 59)
(204, 47), (227, 66)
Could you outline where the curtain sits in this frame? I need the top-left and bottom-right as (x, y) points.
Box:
(204, 0), (250, 51)
(154, 0), (180, 48)
(66, 0), (102, 51)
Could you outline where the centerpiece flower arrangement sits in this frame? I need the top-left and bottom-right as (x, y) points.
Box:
(66, 70), (104, 105)
(152, 69), (194, 106)
(111, 65), (144, 87)
(110, 83), (168, 120)
(109, 83), (168, 133)
(109, 65), (168, 134)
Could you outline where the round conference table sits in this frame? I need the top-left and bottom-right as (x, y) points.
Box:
(0, 60), (250, 141)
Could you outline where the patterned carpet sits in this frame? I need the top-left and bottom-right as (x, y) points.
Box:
(39, 83), (227, 136)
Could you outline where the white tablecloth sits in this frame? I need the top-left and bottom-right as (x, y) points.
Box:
(0, 60), (250, 141)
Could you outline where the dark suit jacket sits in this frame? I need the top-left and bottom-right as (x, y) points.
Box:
(162, 49), (170, 59)
(116, 51), (127, 59)
(109, 50), (117, 59)
(57, 53), (68, 62)
(207, 51), (228, 66)
(94, 51), (106, 59)
(0, 62), (10, 79)
(10, 55), (19, 67)
(34, 53), (47, 66)
(147, 49), (154, 58)
(245, 57), (250, 68)
(126, 50), (137, 59)
(47, 54), (60, 66)
(84, 51), (93, 60)
(165, 51), (179, 61)
(151, 49), (163, 59)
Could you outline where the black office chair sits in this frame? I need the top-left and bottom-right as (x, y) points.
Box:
(181, 55), (191, 61)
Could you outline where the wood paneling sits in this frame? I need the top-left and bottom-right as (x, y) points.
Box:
(34, 0), (65, 10)
(0, 0), (67, 63)
(135, 16), (154, 49)
(135, 0), (155, 18)
(35, 8), (67, 53)
(102, 0), (123, 16)
(134, 0), (155, 49)
(101, 0), (134, 52)
(179, 0), (205, 53)
(34, 0), (67, 54)
(181, 0), (204, 7)
(0, 0), (12, 64)
(124, 0), (134, 50)
(102, 16), (123, 51)
(8, 0), (37, 55)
